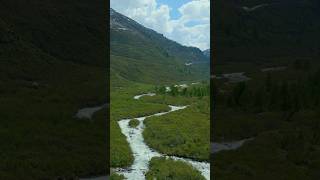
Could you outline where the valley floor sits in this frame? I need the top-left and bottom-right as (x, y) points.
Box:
(110, 81), (210, 180)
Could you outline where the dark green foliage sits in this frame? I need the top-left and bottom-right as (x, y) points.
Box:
(155, 83), (210, 98)
(129, 119), (140, 128)
(214, 0), (320, 61)
(146, 157), (205, 180)
(110, 173), (125, 180)
(232, 82), (246, 106)
(214, 127), (320, 180)
(214, 1), (320, 179)
(109, 9), (210, 171)
(214, 59), (320, 179)
(110, 118), (133, 168)
(143, 98), (210, 161)
(0, 1), (108, 178)
(110, 84), (170, 168)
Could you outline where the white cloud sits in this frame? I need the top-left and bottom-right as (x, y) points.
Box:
(111, 0), (210, 50)
(178, 0), (210, 23)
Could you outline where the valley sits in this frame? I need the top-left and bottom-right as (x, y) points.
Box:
(110, 80), (210, 180)
(110, 8), (210, 180)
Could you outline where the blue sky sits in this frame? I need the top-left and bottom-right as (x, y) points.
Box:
(157, 0), (192, 19)
(111, 0), (210, 50)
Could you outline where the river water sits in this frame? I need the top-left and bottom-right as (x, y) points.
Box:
(114, 94), (210, 179)
(79, 93), (210, 179)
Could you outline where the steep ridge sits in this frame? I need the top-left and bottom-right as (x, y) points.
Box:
(203, 49), (210, 58)
(110, 8), (209, 85)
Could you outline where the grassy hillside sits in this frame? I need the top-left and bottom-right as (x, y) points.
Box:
(0, 1), (108, 179)
(110, 9), (209, 85)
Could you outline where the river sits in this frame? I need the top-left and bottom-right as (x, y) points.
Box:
(113, 93), (210, 180)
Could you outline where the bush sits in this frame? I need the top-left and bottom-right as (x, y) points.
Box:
(129, 119), (140, 128)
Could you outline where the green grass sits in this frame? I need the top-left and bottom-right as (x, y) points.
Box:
(146, 157), (205, 180)
(110, 81), (210, 168)
(1, 1), (210, 178)
(110, 173), (125, 180)
(143, 97), (210, 161)
(141, 95), (194, 106)
(110, 118), (133, 168)
(129, 119), (140, 128)
(110, 9), (209, 85)
(110, 82), (172, 168)
(109, 7), (209, 171)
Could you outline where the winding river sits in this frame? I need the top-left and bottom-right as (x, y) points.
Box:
(78, 92), (254, 180)
(114, 93), (210, 180)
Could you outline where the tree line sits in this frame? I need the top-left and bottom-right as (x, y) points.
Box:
(155, 84), (209, 97)
(218, 68), (320, 120)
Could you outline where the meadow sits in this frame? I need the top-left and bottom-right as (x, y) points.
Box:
(110, 80), (210, 178)
(143, 95), (210, 161)
(146, 157), (206, 180)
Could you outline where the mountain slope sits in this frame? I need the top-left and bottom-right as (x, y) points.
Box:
(0, 1), (108, 179)
(0, 0), (107, 66)
(203, 49), (210, 58)
(110, 8), (209, 85)
(214, 0), (320, 62)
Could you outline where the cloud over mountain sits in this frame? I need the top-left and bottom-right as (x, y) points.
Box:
(111, 0), (210, 50)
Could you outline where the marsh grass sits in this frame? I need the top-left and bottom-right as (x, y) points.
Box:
(129, 119), (140, 128)
(146, 157), (206, 180)
(143, 97), (210, 161)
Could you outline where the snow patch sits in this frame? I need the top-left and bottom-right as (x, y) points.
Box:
(133, 93), (156, 100)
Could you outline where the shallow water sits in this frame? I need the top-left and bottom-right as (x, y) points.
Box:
(81, 94), (210, 180)
(114, 99), (210, 179)
(169, 156), (210, 179)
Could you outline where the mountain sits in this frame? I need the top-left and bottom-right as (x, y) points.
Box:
(110, 8), (209, 85)
(214, 0), (320, 62)
(203, 49), (210, 58)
